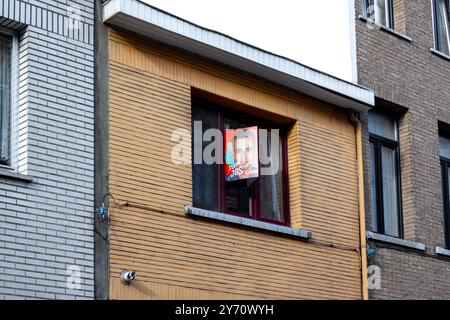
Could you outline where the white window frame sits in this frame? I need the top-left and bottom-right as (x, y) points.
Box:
(364, 0), (395, 29)
(432, 0), (450, 54)
(0, 26), (19, 172)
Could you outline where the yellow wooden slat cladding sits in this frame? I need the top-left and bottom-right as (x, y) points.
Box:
(287, 122), (302, 230)
(108, 28), (362, 300)
(109, 34), (353, 136)
(109, 209), (360, 300)
(109, 278), (261, 300)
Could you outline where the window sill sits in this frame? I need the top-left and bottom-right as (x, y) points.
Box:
(358, 16), (413, 42)
(366, 231), (426, 251)
(0, 167), (33, 183)
(430, 48), (450, 61)
(436, 247), (450, 257)
(185, 206), (312, 240)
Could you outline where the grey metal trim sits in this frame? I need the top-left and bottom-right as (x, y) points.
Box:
(0, 168), (33, 182)
(436, 246), (450, 257)
(102, 0), (375, 112)
(430, 48), (450, 61)
(185, 206), (312, 240)
(358, 15), (413, 42)
(94, 0), (110, 301)
(366, 231), (426, 251)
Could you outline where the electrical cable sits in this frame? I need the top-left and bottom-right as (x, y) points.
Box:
(108, 197), (363, 254)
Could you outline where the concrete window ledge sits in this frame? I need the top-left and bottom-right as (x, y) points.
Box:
(430, 48), (450, 61)
(185, 206), (312, 240)
(0, 168), (33, 183)
(358, 16), (413, 42)
(436, 247), (450, 257)
(366, 231), (426, 251)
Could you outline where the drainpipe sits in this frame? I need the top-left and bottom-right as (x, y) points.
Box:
(349, 111), (369, 301)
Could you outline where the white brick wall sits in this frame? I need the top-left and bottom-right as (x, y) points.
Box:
(0, 0), (94, 300)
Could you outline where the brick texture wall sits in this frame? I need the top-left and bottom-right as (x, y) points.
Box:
(0, 0), (94, 299)
(355, 0), (450, 299)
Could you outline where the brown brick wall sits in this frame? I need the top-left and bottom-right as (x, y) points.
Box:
(368, 246), (450, 299)
(355, 0), (450, 299)
(393, 0), (406, 33)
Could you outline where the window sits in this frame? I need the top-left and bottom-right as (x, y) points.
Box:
(440, 135), (450, 248)
(433, 0), (450, 55)
(369, 110), (402, 237)
(364, 0), (394, 29)
(192, 98), (289, 225)
(0, 32), (12, 166)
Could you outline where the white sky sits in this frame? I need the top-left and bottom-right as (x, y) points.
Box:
(142, 0), (354, 82)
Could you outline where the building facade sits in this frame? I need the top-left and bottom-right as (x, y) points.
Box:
(96, 0), (375, 300)
(0, 1), (95, 299)
(354, 0), (450, 299)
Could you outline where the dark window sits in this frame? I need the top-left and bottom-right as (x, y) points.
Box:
(369, 110), (402, 237)
(363, 0), (394, 29)
(0, 32), (12, 166)
(192, 98), (289, 225)
(440, 135), (450, 248)
(433, 0), (450, 55)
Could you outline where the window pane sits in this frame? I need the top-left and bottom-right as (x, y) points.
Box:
(440, 136), (450, 159)
(444, 164), (450, 248)
(448, 166), (450, 216)
(0, 33), (12, 165)
(375, 0), (388, 26)
(224, 117), (254, 216)
(366, 0), (391, 27)
(225, 179), (253, 216)
(381, 146), (400, 237)
(192, 103), (220, 211)
(435, 0), (450, 55)
(370, 142), (378, 232)
(365, 0), (375, 18)
(446, 165), (450, 203)
(368, 111), (397, 141)
(259, 129), (284, 222)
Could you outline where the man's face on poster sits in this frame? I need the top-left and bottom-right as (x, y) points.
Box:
(225, 126), (258, 182)
(234, 131), (255, 169)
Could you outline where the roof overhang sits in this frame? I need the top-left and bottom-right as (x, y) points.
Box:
(103, 0), (374, 111)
